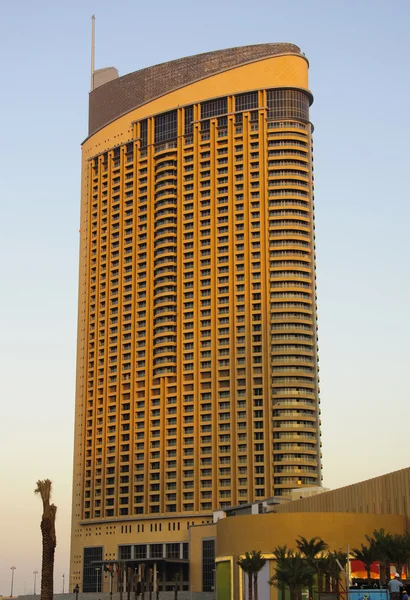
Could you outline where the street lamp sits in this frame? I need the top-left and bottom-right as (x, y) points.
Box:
(10, 566), (16, 598)
(96, 568), (101, 593)
(33, 571), (38, 595)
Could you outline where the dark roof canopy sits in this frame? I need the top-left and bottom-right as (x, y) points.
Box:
(88, 43), (302, 137)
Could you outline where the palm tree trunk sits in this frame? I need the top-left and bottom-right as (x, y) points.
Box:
(248, 572), (253, 600)
(366, 567), (371, 587)
(253, 573), (258, 600)
(40, 514), (56, 600)
(135, 573), (139, 600)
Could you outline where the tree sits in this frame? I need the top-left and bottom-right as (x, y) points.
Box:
(272, 546), (289, 600)
(351, 544), (377, 586)
(237, 552), (253, 600)
(385, 533), (410, 577)
(251, 551), (266, 600)
(134, 571), (140, 600)
(366, 529), (392, 585)
(296, 537), (328, 600)
(237, 551), (266, 600)
(296, 537), (329, 561)
(34, 480), (57, 600)
(173, 572), (180, 600)
(140, 563), (145, 600)
(127, 567), (132, 600)
(270, 549), (316, 600)
(367, 529), (388, 583)
(317, 551), (347, 594)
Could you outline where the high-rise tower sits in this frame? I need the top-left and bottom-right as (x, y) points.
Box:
(70, 43), (322, 592)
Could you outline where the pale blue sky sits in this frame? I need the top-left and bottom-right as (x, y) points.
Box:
(0, 0), (409, 595)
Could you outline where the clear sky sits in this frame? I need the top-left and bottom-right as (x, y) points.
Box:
(0, 0), (409, 595)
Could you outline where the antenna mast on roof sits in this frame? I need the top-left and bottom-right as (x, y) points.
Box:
(91, 15), (95, 91)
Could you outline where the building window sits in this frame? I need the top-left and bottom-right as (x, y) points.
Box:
(235, 92), (258, 112)
(119, 545), (132, 560)
(83, 546), (103, 592)
(150, 543), (163, 559)
(155, 110), (177, 144)
(183, 542), (189, 560)
(202, 539), (215, 592)
(140, 120), (148, 148)
(134, 544), (147, 559)
(185, 106), (193, 135)
(266, 89), (310, 122)
(201, 98), (227, 120)
(166, 543), (180, 559)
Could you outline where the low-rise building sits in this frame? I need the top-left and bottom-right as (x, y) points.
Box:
(188, 467), (410, 600)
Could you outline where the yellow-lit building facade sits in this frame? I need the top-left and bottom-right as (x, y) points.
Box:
(197, 467), (410, 600)
(70, 43), (322, 593)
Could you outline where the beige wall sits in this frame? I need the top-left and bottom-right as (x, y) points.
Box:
(215, 511), (406, 557)
(212, 511), (406, 600)
(275, 467), (410, 529)
(190, 524), (217, 592)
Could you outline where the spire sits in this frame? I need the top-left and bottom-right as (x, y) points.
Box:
(91, 15), (95, 91)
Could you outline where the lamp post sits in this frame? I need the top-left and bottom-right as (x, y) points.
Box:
(33, 571), (38, 595)
(96, 568), (101, 593)
(10, 566), (16, 598)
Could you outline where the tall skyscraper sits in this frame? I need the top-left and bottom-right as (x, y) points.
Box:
(70, 43), (322, 592)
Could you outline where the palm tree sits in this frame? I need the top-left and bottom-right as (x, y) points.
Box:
(296, 537), (329, 561)
(34, 480), (57, 600)
(134, 571), (139, 600)
(366, 529), (391, 585)
(140, 563), (145, 600)
(173, 572), (180, 600)
(251, 551), (266, 600)
(237, 552), (253, 600)
(272, 546), (289, 600)
(296, 537), (328, 600)
(351, 544), (377, 586)
(237, 551), (266, 600)
(127, 567), (132, 600)
(385, 533), (410, 577)
(270, 551), (316, 600)
(318, 551), (347, 594)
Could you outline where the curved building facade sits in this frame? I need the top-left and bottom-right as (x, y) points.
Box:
(70, 43), (322, 591)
